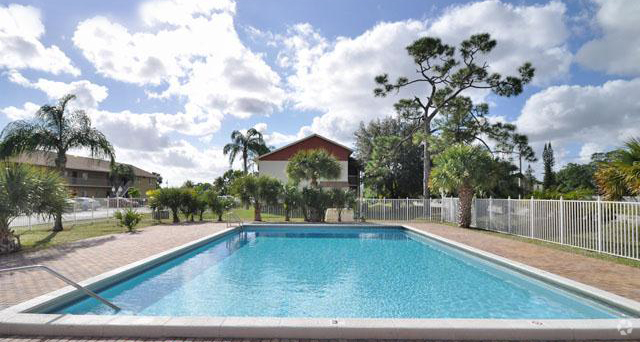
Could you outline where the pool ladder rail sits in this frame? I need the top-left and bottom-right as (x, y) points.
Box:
(225, 212), (243, 228)
(0, 264), (120, 312)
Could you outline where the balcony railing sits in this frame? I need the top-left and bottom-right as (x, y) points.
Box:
(65, 177), (110, 187)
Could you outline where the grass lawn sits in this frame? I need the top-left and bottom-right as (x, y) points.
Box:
(12, 207), (302, 253)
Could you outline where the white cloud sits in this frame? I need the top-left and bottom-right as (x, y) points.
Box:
(72, 0), (285, 136)
(579, 142), (602, 163)
(576, 0), (640, 75)
(8, 71), (107, 109)
(253, 122), (268, 133)
(276, 0), (571, 144)
(516, 78), (640, 162)
(0, 3), (79, 75)
(0, 102), (40, 120)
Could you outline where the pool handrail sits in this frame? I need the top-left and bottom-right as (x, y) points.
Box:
(225, 212), (243, 228)
(0, 264), (120, 311)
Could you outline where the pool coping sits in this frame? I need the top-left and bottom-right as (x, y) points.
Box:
(0, 223), (639, 340)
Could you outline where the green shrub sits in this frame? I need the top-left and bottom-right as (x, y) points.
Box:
(280, 183), (301, 221)
(154, 187), (183, 223)
(231, 174), (281, 221)
(206, 191), (236, 221)
(329, 188), (357, 222)
(114, 208), (143, 232)
(301, 187), (331, 222)
(179, 188), (199, 222)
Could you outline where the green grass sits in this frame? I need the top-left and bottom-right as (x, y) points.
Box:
(12, 207), (302, 253)
(15, 213), (159, 252)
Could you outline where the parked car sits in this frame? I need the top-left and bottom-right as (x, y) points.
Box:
(74, 197), (102, 211)
(108, 197), (141, 208)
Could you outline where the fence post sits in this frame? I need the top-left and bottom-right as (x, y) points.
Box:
(530, 196), (534, 238)
(441, 197), (444, 222)
(507, 196), (511, 234)
(489, 197), (493, 230)
(406, 197), (409, 221)
(559, 196), (564, 244)
(597, 196), (602, 252)
(383, 198), (386, 221)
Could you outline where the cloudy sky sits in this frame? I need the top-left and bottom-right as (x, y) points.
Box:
(1, 0), (638, 185)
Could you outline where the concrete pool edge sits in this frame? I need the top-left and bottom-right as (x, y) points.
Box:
(0, 223), (638, 340)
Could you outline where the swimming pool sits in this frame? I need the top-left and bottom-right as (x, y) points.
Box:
(45, 225), (634, 319)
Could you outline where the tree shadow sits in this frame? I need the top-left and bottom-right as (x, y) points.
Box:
(31, 231), (59, 249)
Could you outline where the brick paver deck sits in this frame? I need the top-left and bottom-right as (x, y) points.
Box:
(0, 222), (228, 309)
(405, 222), (640, 302)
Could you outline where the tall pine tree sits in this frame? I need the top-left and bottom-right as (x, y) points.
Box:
(542, 143), (556, 190)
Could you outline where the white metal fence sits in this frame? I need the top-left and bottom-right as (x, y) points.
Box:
(10, 197), (151, 232)
(357, 198), (640, 261)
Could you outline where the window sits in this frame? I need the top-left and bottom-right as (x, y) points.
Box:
(71, 171), (78, 178)
(82, 172), (88, 180)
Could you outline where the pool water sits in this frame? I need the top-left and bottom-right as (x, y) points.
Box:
(50, 226), (632, 319)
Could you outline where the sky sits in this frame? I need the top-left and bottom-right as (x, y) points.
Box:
(0, 0), (639, 186)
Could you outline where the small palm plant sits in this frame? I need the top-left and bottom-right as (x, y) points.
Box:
(114, 208), (143, 232)
(286, 149), (341, 187)
(0, 163), (69, 254)
(280, 183), (301, 221)
(595, 138), (640, 200)
(430, 144), (494, 228)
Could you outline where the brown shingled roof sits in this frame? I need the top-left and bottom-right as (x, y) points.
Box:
(11, 151), (157, 178)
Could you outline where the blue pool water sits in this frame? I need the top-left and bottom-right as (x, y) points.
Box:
(49, 226), (632, 319)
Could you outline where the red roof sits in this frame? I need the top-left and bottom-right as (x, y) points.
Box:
(258, 134), (352, 161)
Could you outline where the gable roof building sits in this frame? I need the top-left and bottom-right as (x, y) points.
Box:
(257, 134), (359, 190)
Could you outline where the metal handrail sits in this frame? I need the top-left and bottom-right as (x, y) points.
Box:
(225, 212), (243, 228)
(0, 264), (120, 311)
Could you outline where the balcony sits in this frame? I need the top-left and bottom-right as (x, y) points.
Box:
(65, 177), (110, 187)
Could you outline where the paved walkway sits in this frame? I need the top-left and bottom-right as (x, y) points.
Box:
(405, 222), (640, 302)
(0, 222), (228, 309)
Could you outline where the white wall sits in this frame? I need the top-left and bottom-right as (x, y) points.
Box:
(258, 160), (348, 185)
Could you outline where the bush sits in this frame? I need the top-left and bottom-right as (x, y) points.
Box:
(114, 208), (143, 232)
(280, 183), (301, 221)
(301, 187), (331, 222)
(329, 188), (356, 222)
(154, 187), (183, 223)
(179, 188), (199, 222)
(127, 187), (141, 198)
(0, 163), (69, 254)
(231, 174), (281, 221)
(206, 191), (236, 221)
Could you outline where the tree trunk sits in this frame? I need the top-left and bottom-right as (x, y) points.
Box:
(52, 214), (63, 232)
(254, 201), (262, 221)
(285, 208), (290, 221)
(172, 209), (180, 223)
(242, 149), (248, 174)
(53, 151), (67, 232)
(458, 183), (474, 228)
(518, 154), (523, 197)
(217, 214), (223, 222)
(423, 119), (431, 199)
(337, 209), (342, 222)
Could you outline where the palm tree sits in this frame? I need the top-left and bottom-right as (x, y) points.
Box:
(109, 163), (135, 196)
(430, 144), (494, 228)
(0, 94), (115, 231)
(595, 138), (640, 200)
(0, 163), (69, 254)
(286, 149), (341, 187)
(223, 128), (267, 173)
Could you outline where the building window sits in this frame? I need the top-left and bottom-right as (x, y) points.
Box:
(72, 171), (78, 178)
(82, 172), (88, 180)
